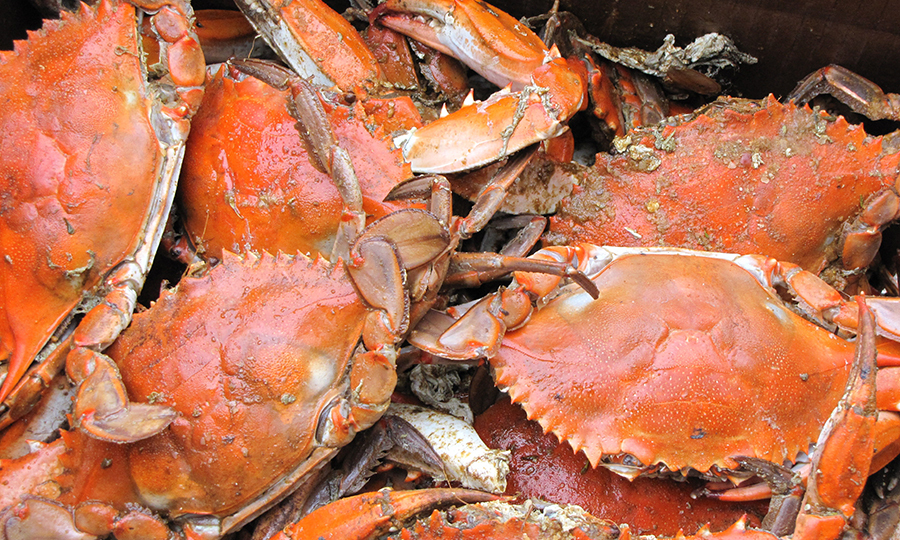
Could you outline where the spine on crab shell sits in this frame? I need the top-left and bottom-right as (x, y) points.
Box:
(653, 517), (778, 539)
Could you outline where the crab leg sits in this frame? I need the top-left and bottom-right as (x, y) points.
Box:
(269, 488), (498, 540)
(371, 0), (548, 90)
(789, 64), (900, 121)
(0, 332), (72, 431)
(385, 145), (540, 239)
(791, 298), (879, 539)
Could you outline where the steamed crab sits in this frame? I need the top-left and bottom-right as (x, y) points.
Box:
(3, 200), (459, 538)
(1, 191), (596, 539)
(0, 0), (205, 434)
(176, 60), (420, 263)
(547, 95), (900, 288)
(0, 54), (601, 535)
(406, 245), (900, 536)
(412, 246), (900, 476)
(258, 296), (886, 540)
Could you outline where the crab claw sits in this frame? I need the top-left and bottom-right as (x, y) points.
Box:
(68, 348), (176, 442)
(234, 0), (384, 90)
(269, 488), (498, 540)
(372, 0), (587, 173)
(371, 0), (548, 90)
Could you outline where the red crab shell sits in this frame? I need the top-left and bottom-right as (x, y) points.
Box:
(491, 251), (859, 474)
(0, 0), (204, 403)
(54, 252), (393, 531)
(178, 65), (420, 260)
(546, 97), (900, 278)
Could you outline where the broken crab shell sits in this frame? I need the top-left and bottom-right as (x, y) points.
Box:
(235, 0), (385, 90)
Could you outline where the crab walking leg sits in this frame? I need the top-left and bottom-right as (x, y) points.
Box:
(791, 298), (879, 539)
(789, 64), (900, 121)
(0, 331), (72, 431)
(229, 59), (368, 261)
(371, 0), (548, 90)
(269, 488), (498, 540)
(384, 146), (540, 240)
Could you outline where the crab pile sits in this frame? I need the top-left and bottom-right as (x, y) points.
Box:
(2, 0), (900, 539)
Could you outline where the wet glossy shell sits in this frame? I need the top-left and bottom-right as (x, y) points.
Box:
(0, 0), (177, 397)
(491, 253), (855, 473)
(474, 397), (769, 536)
(547, 97), (900, 274)
(103, 253), (366, 517)
(179, 66), (415, 260)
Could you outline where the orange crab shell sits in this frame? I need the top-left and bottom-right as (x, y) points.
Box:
(58, 252), (386, 524)
(473, 397), (769, 536)
(0, 0), (203, 403)
(491, 252), (856, 474)
(547, 97), (900, 275)
(178, 65), (420, 260)
(0, 439), (66, 510)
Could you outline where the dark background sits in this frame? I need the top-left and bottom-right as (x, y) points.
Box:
(1, 0), (897, 99)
